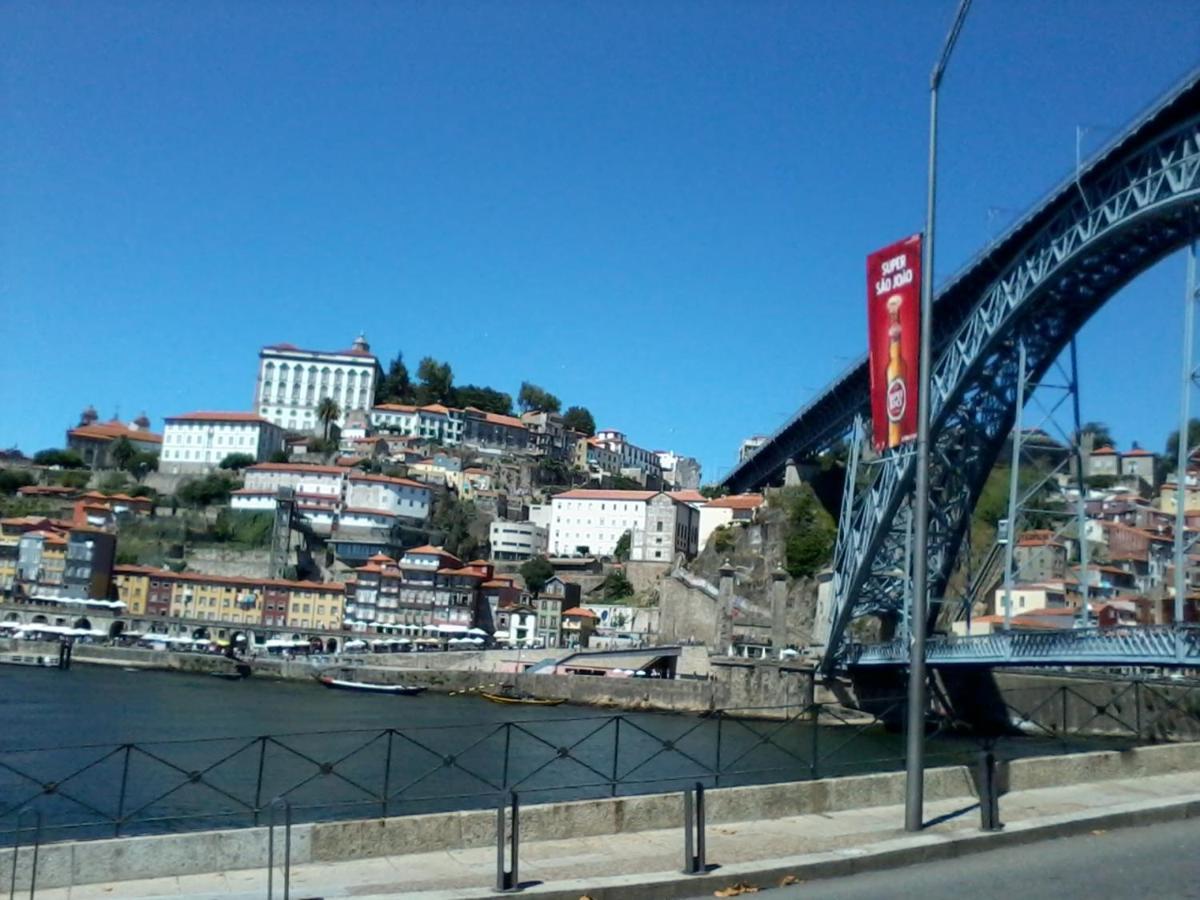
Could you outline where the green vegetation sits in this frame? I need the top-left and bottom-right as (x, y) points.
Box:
(376, 352), (415, 404)
(1164, 418), (1200, 467)
(598, 570), (633, 601)
(33, 449), (86, 469)
(519, 555), (555, 596)
(110, 436), (137, 471)
(711, 525), (737, 554)
(1079, 421), (1115, 448)
(316, 398), (341, 440)
(0, 469), (35, 495)
(54, 470), (91, 489)
(269, 449), (290, 463)
(455, 385), (513, 415)
(613, 530), (631, 562)
(431, 493), (478, 559)
(212, 510), (274, 546)
(770, 484), (837, 579)
(219, 452), (257, 470)
(518, 382), (561, 414)
(98, 472), (130, 493)
(177, 473), (237, 508)
(609, 474), (644, 490)
(416, 357), (455, 405)
(562, 406), (595, 436)
(700, 484), (728, 499)
(536, 456), (575, 487)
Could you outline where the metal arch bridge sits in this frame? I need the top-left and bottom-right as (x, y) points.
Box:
(720, 68), (1200, 673)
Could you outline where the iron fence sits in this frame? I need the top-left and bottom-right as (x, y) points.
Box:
(2, 683), (1195, 847)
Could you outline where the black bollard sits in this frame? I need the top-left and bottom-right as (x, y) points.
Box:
(978, 750), (1001, 832)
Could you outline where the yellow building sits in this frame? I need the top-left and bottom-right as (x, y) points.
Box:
(168, 574), (264, 625)
(113, 565), (154, 615)
(284, 581), (345, 630)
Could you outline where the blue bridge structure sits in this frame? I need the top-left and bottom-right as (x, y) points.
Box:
(721, 69), (1200, 675)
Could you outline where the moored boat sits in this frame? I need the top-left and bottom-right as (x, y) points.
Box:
(479, 689), (565, 706)
(317, 675), (426, 695)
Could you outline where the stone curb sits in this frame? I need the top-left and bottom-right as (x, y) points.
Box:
(377, 792), (1200, 900)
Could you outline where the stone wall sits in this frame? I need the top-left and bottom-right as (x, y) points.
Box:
(182, 546), (273, 578)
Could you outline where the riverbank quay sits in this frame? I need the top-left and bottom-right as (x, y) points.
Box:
(5, 742), (1198, 898)
(8, 639), (832, 714)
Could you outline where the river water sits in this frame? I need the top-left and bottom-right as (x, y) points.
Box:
(0, 665), (1124, 844)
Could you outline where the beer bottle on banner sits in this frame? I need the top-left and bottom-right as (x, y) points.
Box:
(885, 294), (907, 447)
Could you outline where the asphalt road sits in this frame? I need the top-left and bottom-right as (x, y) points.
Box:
(696, 817), (1200, 899)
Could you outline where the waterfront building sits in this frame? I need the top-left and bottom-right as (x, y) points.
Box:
(489, 520), (548, 561)
(535, 576), (579, 649)
(161, 412), (286, 474)
(162, 571), (345, 630)
(113, 564), (155, 616)
(254, 335), (381, 434)
(63, 528), (116, 600)
(560, 607), (597, 648)
(66, 411), (162, 470)
(697, 494), (764, 550)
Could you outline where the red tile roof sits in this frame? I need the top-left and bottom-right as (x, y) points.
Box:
(668, 490), (706, 504)
(69, 423), (162, 444)
(1122, 448), (1154, 457)
(348, 473), (429, 490)
(341, 507), (398, 518)
(553, 489), (658, 502)
(1090, 446), (1118, 455)
(246, 462), (345, 476)
(374, 403), (419, 413)
(562, 607), (598, 619)
(704, 493), (764, 510)
(166, 411), (270, 424)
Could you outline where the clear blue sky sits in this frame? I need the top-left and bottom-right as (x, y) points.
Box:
(2, 1), (1197, 482)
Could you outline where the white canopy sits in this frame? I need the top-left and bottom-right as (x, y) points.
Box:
(467, 627), (489, 636)
(438, 624), (469, 634)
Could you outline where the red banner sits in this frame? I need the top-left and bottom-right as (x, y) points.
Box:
(867, 234), (922, 451)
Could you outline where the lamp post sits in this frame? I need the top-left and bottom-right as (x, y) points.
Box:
(906, 0), (973, 834)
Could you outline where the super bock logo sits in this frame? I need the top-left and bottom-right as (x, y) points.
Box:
(886, 377), (906, 422)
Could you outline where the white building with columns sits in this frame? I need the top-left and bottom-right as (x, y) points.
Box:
(161, 412), (285, 474)
(254, 335), (382, 434)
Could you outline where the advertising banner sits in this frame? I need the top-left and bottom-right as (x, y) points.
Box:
(867, 234), (922, 451)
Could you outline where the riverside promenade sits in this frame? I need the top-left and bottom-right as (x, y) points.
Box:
(7, 743), (1199, 899)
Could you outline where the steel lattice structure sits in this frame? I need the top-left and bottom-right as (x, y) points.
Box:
(721, 70), (1200, 673)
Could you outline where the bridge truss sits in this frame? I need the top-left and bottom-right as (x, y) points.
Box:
(722, 70), (1200, 674)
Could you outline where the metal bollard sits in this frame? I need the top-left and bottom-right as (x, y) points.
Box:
(8, 809), (41, 900)
(978, 751), (1002, 832)
(495, 791), (520, 893)
(266, 798), (292, 900)
(682, 782), (706, 875)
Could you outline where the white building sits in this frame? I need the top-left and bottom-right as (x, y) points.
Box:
(697, 494), (765, 550)
(370, 403), (465, 445)
(489, 520), (549, 561)
(344, 473), (432, 524)
(656, 450), (702, 490)
(160, 412), (285, 474)
(739, 436), (768, 462)
(594, 430), (663, 483)
(254, 334), (382, 434)
(548, 489), (701, 560)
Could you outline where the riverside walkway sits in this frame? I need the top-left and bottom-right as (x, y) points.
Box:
(10, 745), (1200, 900)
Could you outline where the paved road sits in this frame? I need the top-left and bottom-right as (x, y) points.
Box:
(697, 817), (1200, 899)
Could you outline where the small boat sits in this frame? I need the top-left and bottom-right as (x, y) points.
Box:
(317, 675), (426, 695)
(479, 689), (566, 706)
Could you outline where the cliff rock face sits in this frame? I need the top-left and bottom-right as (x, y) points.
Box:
(660, 497), (821, 650)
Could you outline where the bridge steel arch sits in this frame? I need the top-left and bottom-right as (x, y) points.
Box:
(720, 70), (1200, 672)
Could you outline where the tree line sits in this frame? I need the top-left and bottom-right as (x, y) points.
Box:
(374, 351), (595, 435)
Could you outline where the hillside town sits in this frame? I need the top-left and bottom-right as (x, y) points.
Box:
(2, 334), (1199, 665)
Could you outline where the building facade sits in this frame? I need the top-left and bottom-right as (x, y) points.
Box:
(489, 520), (549, 561)
(66, 412), (162, 470)
(161, 412), (286, 474)
(254, 335), (381, 433)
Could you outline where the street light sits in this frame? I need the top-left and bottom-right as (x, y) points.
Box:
(907, 0), (973, 834)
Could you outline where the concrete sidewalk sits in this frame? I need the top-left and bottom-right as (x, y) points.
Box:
(21, 769), (1200, 900)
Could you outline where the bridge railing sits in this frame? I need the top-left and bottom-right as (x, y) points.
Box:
(0, 696), (1135, 848)
(845, 625), (1200, 667)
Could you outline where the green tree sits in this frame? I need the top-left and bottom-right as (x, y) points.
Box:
(129, 451), (158, 481)
(711, 525), (737, 553)
(55, 470), (91, 489)
(219, 452), (257, 471)
(177, 474), (235, 508)
(1079, 421), (1115, 448)
(613, 530), (631, 562)
(431, 493), (477, 558)
(1165, 419), (1200, 466)
(520, 556), (555, 596)
(376, 352), (415, 404)
(0, 470), (35, 495)
(700, 484), (728, 499)
(609, 474), (643, 490)
(269, 449), (290, 463)
(599, 570), (633, 601)
(453, 385), (513, 415)
(562, 406), (596, 436)
(416, 357), (454, 405)
(109, 436), (137, 471)
(98, 472), (130, 493)
(316, 398), (341, 440)
(33, 449), (86, 469)
(771, 484), (837, 578)
(518, 382), (561, 413)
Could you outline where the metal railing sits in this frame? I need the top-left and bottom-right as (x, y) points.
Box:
(1, 687), (1192, 848)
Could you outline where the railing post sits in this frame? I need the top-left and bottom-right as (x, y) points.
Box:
(1135, 681), (1143, 741)
(1061, 687), (1069, 736)
(266, 798), (291, 900)
(495, 790), (520, 892)
(809, 702), (820, 781)
(501, 723), (512, 792)
(610, 717), (621, 797)
(9, 809), (42, 900)
(253, 737), (268, 826)
(114, 744), (132, 838)
(714, 712), (723, 787)
(381, 729), (394, 818)
(682, 782), (706, 875)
